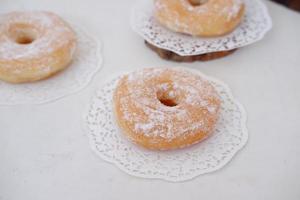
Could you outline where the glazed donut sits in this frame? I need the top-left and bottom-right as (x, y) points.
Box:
(113, 68), (221, 150)
(0, 11), (77, 83)
(154, 0), (245, 37)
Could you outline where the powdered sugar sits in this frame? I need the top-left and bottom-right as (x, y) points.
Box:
(0, 11), (76, 60)
(183, 0), (242, 17)
(114, 68), (221, 142)
(135, 123), (155, 134)
(153, 0), (244, 36)
(223, 0), (244, 21)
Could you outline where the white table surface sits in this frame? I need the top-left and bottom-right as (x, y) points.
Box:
(1, 0), (300, 199)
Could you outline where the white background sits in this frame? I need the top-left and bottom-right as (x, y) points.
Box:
(1, 0), (300, 199)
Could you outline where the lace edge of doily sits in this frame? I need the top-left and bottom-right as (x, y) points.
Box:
(83, 68), (249, 182)
(130, 0), (273, 56)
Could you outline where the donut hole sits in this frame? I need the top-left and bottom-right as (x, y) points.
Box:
(188, 0), (208, 6)
(7, 24), (39, 45)
(157, 89), (179, 107)
(15, 35), (35, 44)
(159, 98), (178, 107)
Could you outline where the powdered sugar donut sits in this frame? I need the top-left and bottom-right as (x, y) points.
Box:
(154, 0), (245, 37)
(113, 68), (221, 150)
(0, 11), (76, 83)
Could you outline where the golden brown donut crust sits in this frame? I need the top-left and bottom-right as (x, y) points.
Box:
(113, 68), (221, 150)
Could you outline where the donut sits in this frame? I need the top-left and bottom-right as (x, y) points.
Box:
(145, 41), (237, 62)
(113, 68), (221, 150)
(0, 11), (77, 83)
(154, 0), (245, 37)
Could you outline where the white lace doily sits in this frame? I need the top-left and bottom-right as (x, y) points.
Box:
(84, 68), (248, 182)
(131, 0), (272, 56)
(0, 23), (102, 105)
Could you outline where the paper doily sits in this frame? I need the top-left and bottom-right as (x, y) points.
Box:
(85, 68), (248, 182)
(131, 0), (272, 56)
(0, 22), (102, 105)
